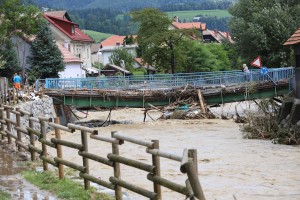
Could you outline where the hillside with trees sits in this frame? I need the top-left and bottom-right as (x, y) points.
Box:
(24, 0), (235, 11)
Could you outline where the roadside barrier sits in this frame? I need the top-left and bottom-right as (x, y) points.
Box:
(0, 104), (205, 200)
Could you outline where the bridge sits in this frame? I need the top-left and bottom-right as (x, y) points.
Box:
(39, 67), (295, 108)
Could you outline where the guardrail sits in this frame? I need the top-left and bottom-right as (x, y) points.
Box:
(38, 67), (294, 91)
(0, 104), (205, 200)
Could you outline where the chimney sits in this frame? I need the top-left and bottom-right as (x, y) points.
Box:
(226, 32), (229, 39)
(116, 41), (120, 46)
(173, 16), (179, 22)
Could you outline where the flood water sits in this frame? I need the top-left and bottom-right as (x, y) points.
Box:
(0, 147), (57, 200)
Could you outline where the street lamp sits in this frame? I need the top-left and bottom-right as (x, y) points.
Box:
(97, 51), (102, 76)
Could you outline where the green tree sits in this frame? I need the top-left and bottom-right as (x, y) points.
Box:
(131, 8), (198, 74)
(229, 0), (300, 68)
(0, 0), (41, 46)
(109, 48), (134, 72)
(27, 22), (65, 81)
(0, 0), (41, 78)
(183, 40), (218, 72)
(0, 40), (20, 80)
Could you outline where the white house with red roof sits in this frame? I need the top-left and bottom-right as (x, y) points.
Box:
(93, 35), (138, 65)
(43, 11), (94, 75)
(56, 42), (85, 78)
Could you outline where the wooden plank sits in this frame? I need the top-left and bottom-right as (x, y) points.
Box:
(110, 177), (157, 199)
(48, 122), (74, 133)
(67, 123), (98, 134)
(4, 118), (17, 126)
(79, 151), (113, 167)
(54, 157), (85, 172)
(79, 172), (114, 190)
(107, 153), (155, 173)
(146, 148), (181, 162)
(27, 127), (41, 137)
(147, 173), (187, 195)
(5, 130), (17, 139)
(39, 138), (56, 148)
(15, 127), (28, 135)
(113, 132), (154, 148)
(90, 134), (121, 144)
(51, 138), (83, 150)
(40, 156), (57, 167)
(16, 141), (29, 151)
(19, 109), (32, 116)
(28, 144), (43, 154)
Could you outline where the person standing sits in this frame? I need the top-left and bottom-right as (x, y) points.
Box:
(23, 72), (28, 85)
(13, 72), (22, 90)
(242, 64), (250, 81)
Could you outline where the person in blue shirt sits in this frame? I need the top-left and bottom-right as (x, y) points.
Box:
(13, 72), (22, 90)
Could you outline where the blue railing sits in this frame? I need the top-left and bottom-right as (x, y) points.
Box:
(39, 67), (294, 91)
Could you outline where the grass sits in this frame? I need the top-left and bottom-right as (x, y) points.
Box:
(117, 9), (231, 21)
(166, 9), (231, 21)
(83, 30), (113, 43)
(22, 170), (113, 200)
(0, 190), (10, 200)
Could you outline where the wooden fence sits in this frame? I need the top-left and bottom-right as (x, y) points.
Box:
(0, 104), (206, 200)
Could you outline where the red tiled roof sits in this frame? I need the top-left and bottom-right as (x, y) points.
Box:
(100, 35), (137, 47)
(44, 14), (93, 43)
(56, 42), (82, 63)
(134, 58), (156, 71)
(172, 22), (206, 31)
(44, 10), (67, 19)
(284, 28), (300, 45)
(203, 29), (234, 44)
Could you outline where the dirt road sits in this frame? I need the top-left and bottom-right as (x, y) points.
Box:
(44, 107), (300, 200)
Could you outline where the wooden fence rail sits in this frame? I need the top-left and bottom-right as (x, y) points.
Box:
(0, 104), (206, 200)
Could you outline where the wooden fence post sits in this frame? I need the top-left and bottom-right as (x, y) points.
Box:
(186, 149), (205, 200)
(151, 140), (162, 200)
(0, 106), (4, 141)
(40, 119), (48, 171)
(5, 106), (12, 144)
(54, 117), (64, 179)
(29, 118), (36, 161)
(111, 131), (122, 200)
(81, 130), (90, 189)
(3, 78), (7, 105)
(188, 149), (198, 174)
(16, 108), (22, 152)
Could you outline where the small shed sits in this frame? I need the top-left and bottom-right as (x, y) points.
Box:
(102, 64), (132, 76)
(284, 27), (300, 98)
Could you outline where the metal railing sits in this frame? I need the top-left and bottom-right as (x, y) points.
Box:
(38, 67), (294, 91)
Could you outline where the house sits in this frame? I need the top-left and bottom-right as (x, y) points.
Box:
(133, 58), (156, 75)
(170, 16), (206, 31)
(43, 10), (94, 69)
(284, 27), (300, 98)
(102, 64), (131, 76)
(202, 29), (234, 44)
(56, 42), (84, 78)
(95, 35), (138, 65)
(11, 34), (35, 72)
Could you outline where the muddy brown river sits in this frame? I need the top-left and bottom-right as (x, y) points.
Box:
(0, 148), (57, 200)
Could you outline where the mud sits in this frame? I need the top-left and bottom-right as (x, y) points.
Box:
(0, 146), (57, 200)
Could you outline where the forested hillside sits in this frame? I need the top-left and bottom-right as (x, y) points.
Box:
(22, 0), (234, 36)
(24, 0), (234, 11)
